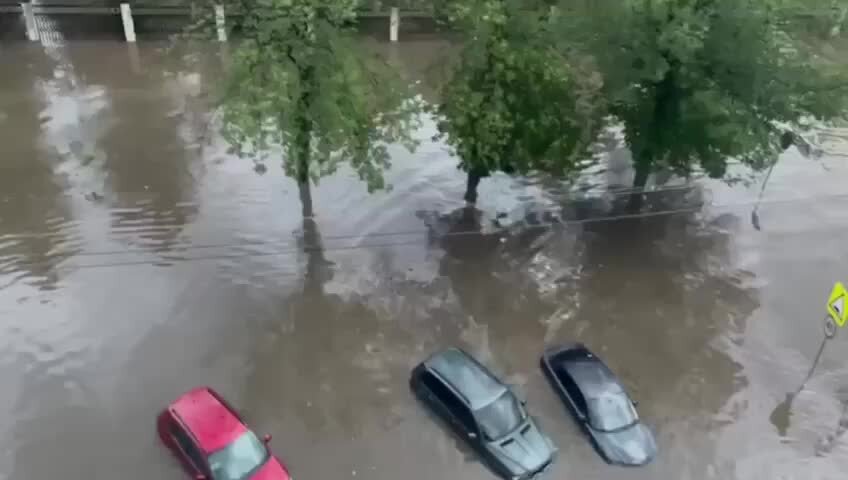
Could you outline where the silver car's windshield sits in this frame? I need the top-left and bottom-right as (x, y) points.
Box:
(475, 392), (526, 440)
(208, 430), (269, 480)
(587, 393), (638, 432)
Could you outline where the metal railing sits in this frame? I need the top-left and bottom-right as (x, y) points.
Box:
(0, 2), (429, 17)
(2, 1), (433, 42)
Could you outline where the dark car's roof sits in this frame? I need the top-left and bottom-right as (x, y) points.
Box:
(564, 357), (623, 398)
(425, 348), (507, 409)
(547, 346), (624, 398)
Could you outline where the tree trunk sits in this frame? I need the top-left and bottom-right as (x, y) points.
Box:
(302, 215), (327, 296)
(628, 162), (651, 213)
(464, 169), (484, 204)
(295, 124), (313, 218)
(294, 63), (315, 218)
(460, 33), (502, 206)
(299, 180), (313, 219)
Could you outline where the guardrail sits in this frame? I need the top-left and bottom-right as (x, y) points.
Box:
(2, 2), (431, 42)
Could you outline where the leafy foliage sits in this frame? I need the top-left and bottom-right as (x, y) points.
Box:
(435, 0), (604, 182)
(193, 0), (420, 192)
(556, 0), (848, 183)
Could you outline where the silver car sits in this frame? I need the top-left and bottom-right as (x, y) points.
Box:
(411, 348), (556, 479)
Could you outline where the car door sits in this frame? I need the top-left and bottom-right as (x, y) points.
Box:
(445, 394), (480, 441)
(421, 371), (480, 440)
(419, 370), (456, 419)
(169, 421), (211, 479)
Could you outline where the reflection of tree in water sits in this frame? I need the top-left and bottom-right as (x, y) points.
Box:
(419, 192), (758, 472)
(419, 207), (558, 364)
(0, 47), (72, 290)
(567, 201), (758, 476)
(245, 216), (410, 440)
(67, 45), (201, 252)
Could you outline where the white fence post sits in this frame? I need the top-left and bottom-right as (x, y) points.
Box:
(21, 2), (39, 41)
(120, 3), (136, 42)
(215, 4), (226, 42)
(389, 7), (399, 42)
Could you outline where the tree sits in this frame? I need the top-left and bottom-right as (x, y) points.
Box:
(205, 0), (420, 217)
(435, 0), (605, 203)
(556, 0), (848, 209)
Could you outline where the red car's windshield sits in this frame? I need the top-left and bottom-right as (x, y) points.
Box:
(208, 430), (269, 480)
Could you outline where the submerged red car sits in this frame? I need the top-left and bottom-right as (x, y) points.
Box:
(157, 386), (291, 480)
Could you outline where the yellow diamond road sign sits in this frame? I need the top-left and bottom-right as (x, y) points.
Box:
(827, 282), (848, 327)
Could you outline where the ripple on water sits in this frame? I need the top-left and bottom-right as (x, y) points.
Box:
(1, 38), (848, 480)
(107, 201), (199, 251)
(3, 307), (90, 369)
(818, 128), (848, 157)
(0, 217), (81, 290)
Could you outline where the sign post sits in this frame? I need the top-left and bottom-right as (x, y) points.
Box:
(803, 282), (848, 387)
(771, 281), (847, 436)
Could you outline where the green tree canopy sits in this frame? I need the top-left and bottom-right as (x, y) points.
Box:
(435, 0), (605, 202)
(555, 0), (848, 202)
(202, 0), (420, 215)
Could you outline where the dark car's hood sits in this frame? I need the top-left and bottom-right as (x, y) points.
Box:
(487, 419), (555, 476)
(591, 422), (656, 466)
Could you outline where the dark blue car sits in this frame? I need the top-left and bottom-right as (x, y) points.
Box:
(541, 343), (656, 466)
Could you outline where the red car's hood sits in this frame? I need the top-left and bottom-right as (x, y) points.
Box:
(250, 457), (290, 480)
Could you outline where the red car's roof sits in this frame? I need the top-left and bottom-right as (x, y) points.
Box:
(171, 387), (247, 454)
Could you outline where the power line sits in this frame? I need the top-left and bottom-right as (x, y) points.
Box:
(0, 174), (777, 244)
(3, 190), (848, 272)
(64, 238), (429, 271)
(0, 184), (699, 249)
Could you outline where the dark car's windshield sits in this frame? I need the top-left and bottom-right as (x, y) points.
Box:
(475, 391), (526, 440)
(587, 393), (638, 432)
(208, 430), (269, 480)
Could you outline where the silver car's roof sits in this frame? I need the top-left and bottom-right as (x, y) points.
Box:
(425, 348), (507, 409)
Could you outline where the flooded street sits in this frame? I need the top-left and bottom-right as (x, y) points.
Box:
(2, 39), (848, 480)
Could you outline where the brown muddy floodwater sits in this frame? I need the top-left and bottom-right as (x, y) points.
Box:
(1, 39), (848, 480)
